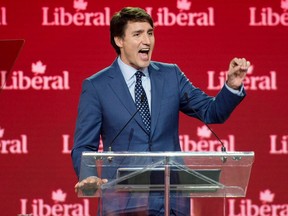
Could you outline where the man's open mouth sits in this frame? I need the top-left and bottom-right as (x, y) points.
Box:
(139, 48), (150, 54)
(139, 48), (150, 61)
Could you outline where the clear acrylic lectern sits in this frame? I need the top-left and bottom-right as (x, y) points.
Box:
(78, 151), (254, 216)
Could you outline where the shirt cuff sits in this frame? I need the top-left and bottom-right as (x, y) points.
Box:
(225, 83), (244, 96)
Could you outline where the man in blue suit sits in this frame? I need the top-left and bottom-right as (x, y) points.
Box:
(72, 7), (250, 216)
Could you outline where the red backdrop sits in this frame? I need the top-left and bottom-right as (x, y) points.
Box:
(1, 0), (288, 215)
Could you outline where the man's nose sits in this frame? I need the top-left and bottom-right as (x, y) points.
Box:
(142, 34), (151, 44)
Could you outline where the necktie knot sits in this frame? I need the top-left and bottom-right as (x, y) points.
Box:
(135, 71), (144, 81)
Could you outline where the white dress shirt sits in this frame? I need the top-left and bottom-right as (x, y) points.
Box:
(117, 57), (152, 111)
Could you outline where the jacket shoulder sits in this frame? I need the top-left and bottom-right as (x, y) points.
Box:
(87, 66), (110, 81)
(150, 61), (178, 69)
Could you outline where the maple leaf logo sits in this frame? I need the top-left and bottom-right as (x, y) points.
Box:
(197, 125), (211, 138)
(281, 0), (288, 11)
(52, 189), (67, 203)
(260, 189), (275, 203)
(177, 0), (192, 11)
(74, 0), (88, 11)
(31, 61), (46, 75)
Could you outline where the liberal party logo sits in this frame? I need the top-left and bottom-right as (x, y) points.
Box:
(180, 125), (235, 152)
(249, 0), (288, 26)
(146, 0), (215, 27)
(228, 189), (288, 216)
(207, 64), (277, 91)
(270, 134), (288, 155)
(0, 126), (28, 154)
(20, 189), (90, 216)
(1, 60), (70, 90)
(42, 0), (110, 26)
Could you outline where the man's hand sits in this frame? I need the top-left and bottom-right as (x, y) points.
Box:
(75, 176), (108, 194)
(226, 57), (250, 90)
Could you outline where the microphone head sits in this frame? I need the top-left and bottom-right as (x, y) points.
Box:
(107, 156), (113, 163)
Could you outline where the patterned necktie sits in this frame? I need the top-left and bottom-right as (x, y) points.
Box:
(135, 71), (151, 134)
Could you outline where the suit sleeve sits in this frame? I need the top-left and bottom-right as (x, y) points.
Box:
(176, 64), (246, 123)
(71, 79), (102, 179)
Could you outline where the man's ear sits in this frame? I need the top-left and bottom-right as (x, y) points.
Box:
(114, 37), (123, 48)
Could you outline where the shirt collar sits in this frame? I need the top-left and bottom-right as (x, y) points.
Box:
(117, 57), (149, 81)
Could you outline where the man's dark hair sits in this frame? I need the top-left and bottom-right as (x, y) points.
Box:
(110, 7), (154, 55)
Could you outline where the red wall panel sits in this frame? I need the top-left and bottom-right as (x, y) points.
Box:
(1, 0), (287, 215)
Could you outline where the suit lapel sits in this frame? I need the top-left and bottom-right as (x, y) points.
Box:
(107, 60), (147, 132)
(149, 63), (164, 137)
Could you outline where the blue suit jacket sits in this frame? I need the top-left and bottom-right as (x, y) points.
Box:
(71, 59), (245, 214)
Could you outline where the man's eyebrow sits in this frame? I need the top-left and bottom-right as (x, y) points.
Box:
(131, 29), (144, 34)
(131, 28), (154, 34)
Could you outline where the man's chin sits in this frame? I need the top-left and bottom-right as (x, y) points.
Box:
(130, 60), (151, 70)
(138, 60), (151, 69)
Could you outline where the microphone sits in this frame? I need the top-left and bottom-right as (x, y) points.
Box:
(184, 93), (227, 162)
(107, 95), (146, 162)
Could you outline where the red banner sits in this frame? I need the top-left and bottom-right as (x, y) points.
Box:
(1, 0), (287, 215)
